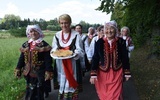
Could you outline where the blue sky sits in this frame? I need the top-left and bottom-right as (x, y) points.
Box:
(0, 0), (111, 24)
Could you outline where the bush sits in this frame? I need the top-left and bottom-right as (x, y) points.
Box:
(130, 45), (160, 100)
(9, 27), (26, 37)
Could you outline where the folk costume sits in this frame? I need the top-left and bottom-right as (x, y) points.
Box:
(121, 36), (134, 58)
(80, 34), (91, 72)
(87, 35), (103, 62)
(51, 30), (84, 100)
(15, 25), (53, 100)
(90, 21), (131, 100)
(120, 26), (134, 58)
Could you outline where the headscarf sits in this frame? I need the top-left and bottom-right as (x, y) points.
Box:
(26, 24), (44, 38)
(104, 20), (118, 33)
(26, 24), (44, 44)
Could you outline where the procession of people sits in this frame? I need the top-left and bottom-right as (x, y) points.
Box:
(14, 13), (135, 100)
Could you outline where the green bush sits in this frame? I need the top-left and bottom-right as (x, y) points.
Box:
(9, 27), (26, 37)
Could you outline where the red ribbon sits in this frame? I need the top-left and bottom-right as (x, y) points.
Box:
(62, 59), (78, 89)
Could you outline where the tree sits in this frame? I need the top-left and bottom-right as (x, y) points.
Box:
(1, 14), (21, 29)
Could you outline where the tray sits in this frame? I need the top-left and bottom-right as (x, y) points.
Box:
(50, 53), (77, 59)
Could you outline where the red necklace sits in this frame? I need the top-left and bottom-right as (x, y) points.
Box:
(62, 31), (71, 44)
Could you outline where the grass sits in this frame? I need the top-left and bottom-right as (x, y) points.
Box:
(130, 45), (160, 100)
(0, 33), (54, 100)
(0, 30), (14, 39)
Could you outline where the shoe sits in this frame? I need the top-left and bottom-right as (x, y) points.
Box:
(45, 92), (49, 98)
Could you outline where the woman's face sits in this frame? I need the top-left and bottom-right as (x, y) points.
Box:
(59, 19), (71, 32)
(104, 25), (116, 40)
(30, 29), (40, 40)
(121, 28), (128, 36)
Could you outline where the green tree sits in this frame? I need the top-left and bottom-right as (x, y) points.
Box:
(111, 2), (124, 28)
(1, 14), (21, 29)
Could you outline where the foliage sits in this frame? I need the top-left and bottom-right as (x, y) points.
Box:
(130, 45), (160, 100)
(110, 2), (124, 28)
(0, 14), (101, 35)
(47, 25), (61, 31)
(79, 20), (101, 33)
(0, 14), (21, 29)
(9, 27), (26, 37)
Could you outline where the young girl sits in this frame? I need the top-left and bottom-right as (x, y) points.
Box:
(51, 14), (84, 100)
(14, 24), (53, 100)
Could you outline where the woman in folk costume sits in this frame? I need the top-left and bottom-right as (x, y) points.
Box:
(14, 24), (53, 100)
(120, 26), (134, 58)
(87, 25), (104, 64)
(90, 21), (131, 100)
(51, 14), (84, 100)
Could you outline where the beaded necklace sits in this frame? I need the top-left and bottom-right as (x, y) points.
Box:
(62, 31), (71, 44)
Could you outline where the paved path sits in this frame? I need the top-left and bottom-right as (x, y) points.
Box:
(45, 72), (139, 100)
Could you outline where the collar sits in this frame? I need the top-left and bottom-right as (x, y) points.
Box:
(28, 38), (43, 45)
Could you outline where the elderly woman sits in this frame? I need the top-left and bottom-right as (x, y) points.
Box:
(14, 24), (53, 100)
(51, 14), (84, 100)
(120, 26), (134, 58)
(87, 25), (104, 64)
(90, 21), (131, 100)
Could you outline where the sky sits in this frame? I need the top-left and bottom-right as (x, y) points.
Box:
(0, 0), (111, 24)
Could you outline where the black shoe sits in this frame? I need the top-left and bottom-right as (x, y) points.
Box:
(45, 92), (49, 98)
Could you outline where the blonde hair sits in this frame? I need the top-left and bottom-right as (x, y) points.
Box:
(58, 14), (72, 24)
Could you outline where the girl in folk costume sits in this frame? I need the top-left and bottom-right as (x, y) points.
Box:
(90, 21), (131, 100)
(14, 24), (53, 100)
(51, 14), (84, 100)
(120, 26), (134, 58)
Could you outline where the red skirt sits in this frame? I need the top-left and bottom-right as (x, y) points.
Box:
(95, 68), (123, 100)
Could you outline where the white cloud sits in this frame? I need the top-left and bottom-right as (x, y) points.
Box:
(6, 2), (19, 15)
(0, 0), (111, 24)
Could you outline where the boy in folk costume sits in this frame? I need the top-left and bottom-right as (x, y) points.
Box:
(51, 14), (84, 100)
(120, 26), (134, 58)
(75, 24), (90, 75)
(90, 21), (131, 100)
(14, 24), (53, 100)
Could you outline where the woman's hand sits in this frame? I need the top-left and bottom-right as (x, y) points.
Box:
(125, 77), (130, 81)
(90, 77), (97, 84)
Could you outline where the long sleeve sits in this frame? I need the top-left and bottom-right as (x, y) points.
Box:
(16, 52), (25, 69)
(74, 34), (84, 58)
(87, 36), (98, 61)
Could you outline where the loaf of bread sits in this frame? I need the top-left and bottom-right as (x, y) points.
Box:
(52, 49), (73, 57)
